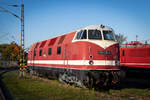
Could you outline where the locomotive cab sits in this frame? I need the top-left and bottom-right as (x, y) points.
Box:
(71, 25), (120, 87)
(72, 25), (119, 67)
(74, 25), (116, 42)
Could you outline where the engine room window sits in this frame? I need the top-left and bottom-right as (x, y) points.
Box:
(34, 51), (36, 56)
(57, 46), (61, 55)
(122, 50), (125, 56)
(48, 48), (52, 55)
(103, 31), (115, 40)
(76, 30), (87, 39)
(39, 49), (42, 56)
(88, 30), (102, 40)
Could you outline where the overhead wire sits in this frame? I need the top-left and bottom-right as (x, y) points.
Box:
(0, 0), (21, 44)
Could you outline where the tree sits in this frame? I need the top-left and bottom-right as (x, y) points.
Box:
(1, 42), (20, 61)
(115, 33), (127, 45)
(0, 44), (9, 60)
(0, 42), (28, 67)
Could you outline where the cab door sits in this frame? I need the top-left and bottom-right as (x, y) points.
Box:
(32, 48), (36, 67)
(63, 45), (68, 67)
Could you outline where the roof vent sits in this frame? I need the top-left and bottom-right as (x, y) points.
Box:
(100, 24), (105, 28)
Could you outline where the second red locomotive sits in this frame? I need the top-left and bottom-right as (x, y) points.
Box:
(120, 41), (150, 74)
(27, 25), (120, 88)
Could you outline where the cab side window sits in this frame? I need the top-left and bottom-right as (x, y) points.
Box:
(76, 31), (82, 39)
(81, 30), (87, 39)
(76, 30), (87, 39)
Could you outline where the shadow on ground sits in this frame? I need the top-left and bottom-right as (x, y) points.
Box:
(0, 67), (19, 100)
(119, 72), (150, 89)
(0, 67), (150, 99)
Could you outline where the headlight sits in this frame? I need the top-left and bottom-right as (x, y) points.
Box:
(115, 61), (120, 66)
(89, 60), (94, 65)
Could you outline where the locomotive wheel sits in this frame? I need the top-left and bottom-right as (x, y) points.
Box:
(87, 75), (94, 89)
(104, 72), (110, 87)
(111, 72), (119, 85)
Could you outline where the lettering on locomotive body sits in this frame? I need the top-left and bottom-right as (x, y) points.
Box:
(98, 51), (111, 55)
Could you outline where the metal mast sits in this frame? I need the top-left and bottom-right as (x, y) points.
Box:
(0, 4), (25, 66)
(20, 4), (25, 66)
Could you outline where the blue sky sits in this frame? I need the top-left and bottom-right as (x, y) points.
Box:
(0, 0), (150, 48)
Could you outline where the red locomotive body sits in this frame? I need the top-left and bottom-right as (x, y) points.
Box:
(27, 25), (120, 88)
(120, 41), (150, 73)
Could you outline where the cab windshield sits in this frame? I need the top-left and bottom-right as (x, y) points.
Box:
(88, 30), (102, 40)
(103, 31), (115, 40)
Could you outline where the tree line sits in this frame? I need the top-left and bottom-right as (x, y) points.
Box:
(0, 42), (27, 64)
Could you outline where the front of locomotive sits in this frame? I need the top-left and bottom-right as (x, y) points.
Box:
(87, 25), (120, 70)
(72, 25), (120, 88)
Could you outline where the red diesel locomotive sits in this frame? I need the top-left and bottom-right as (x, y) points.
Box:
(120, 41), (150, 74)
(27, 25), (120, 88)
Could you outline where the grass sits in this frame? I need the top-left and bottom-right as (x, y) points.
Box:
(1, 70), (150, 100)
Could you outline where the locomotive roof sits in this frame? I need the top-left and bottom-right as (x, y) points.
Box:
(77, 25), (113, 31)
(31, 24), (114, 48)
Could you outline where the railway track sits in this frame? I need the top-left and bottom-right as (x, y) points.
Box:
(0, 87), (5, 100)
(0, 80), (13, 100)
(0, 68), (17, 100)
